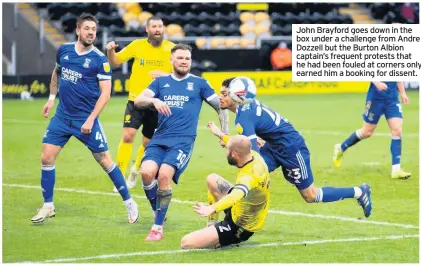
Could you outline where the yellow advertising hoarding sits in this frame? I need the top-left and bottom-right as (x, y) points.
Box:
(202, 71), (370, 95)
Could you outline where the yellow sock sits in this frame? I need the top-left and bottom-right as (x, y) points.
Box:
(207, 191), (219, 223)
(134, 144), (145, 170)
(116, 140), (133, 176)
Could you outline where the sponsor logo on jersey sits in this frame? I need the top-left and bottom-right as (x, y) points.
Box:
(103, 62), (111, 73)
(163, 95), (189, 109)
(61, 67), (82, 84)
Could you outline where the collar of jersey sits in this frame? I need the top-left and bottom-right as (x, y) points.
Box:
(237, 157), (254, 169)
(74, 43), (94, 56)
(170, 73), (191, 81)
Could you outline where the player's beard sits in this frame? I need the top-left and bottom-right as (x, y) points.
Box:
(80, 35), (95, 47)
(227, 152), (237, 166)
(148, 33), (164, 47)
(174, 65), (190, 77)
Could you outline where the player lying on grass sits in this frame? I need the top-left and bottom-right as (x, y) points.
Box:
(32, 13), (138, 224)
(134, 43), (229, 241)
(208, 78), (373, 218)
(333, 81), (411, 179)
(181, 135), (270, 249)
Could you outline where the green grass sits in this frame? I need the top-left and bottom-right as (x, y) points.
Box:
(2, 92), (419, 263)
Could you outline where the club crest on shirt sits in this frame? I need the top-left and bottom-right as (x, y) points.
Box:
(83, 58), (91, 68)
(103, 62), (111, 73)
(186, 82), (194, 91)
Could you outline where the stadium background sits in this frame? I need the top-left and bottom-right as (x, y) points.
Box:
(2, 2), (420, 263)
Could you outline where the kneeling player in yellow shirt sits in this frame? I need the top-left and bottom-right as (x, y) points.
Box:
(181, 135), (270, 248)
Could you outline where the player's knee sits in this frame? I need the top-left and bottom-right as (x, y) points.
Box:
(362, 129), (373, 138)
(140, 166), (155, 182)
(41, 152), (55, 165)
(122, 131), (136, 143)
(180, 234), (194, 249)
(207, 173), (219, 188)
(300, 187), (317, 203)
(391, 127), (402, 137)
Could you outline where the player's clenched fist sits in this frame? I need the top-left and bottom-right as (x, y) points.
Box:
(152, 98), (171, 116)
(81, 118), (94, 134)
(106, 41), (119, 51)
(373, 81), (388, 91)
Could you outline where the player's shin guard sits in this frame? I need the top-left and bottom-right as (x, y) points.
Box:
(155, 189), (172, 226)
(116, 140), (133, 176)
(316, 187), (355, 203)
(143, 180), (158, 212)
(106, 163), (130, 201)
(41, 164), (56, 203)
(135, 145), (145, 170)
(207, 191), (219, 225)
(391, 136), (401, 167)
(340, 129), (365, 152)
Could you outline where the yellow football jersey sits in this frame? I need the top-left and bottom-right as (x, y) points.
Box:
(116, 39), (175, 101)
(231, 151), (270, 232)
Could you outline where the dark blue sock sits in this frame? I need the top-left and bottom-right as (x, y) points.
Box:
(391, 137), (401, 165)
(155, 189), (172, 225)
(41, 164), (56, 203)
(143, 180), (158, 212)
(316, 187), (355, 203)
(107, 163), (130, 201)
(341, 130), (362, 152)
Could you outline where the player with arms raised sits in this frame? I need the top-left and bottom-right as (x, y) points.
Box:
(333, 81), (411, 179)
(181, 135), (270, 249)
(31, 13), (139, 224)
(107, 16), (175, 192)
(208, 77), (372, 218)
(134, 44), (229, 240)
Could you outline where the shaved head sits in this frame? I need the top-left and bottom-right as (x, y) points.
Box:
(226, 135), (252, 166)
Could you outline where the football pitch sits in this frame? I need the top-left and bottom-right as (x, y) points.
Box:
(2, 92), (419, 263)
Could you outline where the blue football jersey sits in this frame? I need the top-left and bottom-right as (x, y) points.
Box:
(55, 42), (112, 120)
(147, 73), (217, 139)
(235, 100), (305, 154)
(368, 81), (398, 101)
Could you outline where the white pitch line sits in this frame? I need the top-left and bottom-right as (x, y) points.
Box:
(2, 119), (418, 137)
(3, 183), (419, 229)
(29, 234), (418, 263)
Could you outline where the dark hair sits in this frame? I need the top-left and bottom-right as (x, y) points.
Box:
(146, 15), (163, 26)
(222, 78), (235, 88)
(171, 43), (192, 54)
(76, 13), (98, 29)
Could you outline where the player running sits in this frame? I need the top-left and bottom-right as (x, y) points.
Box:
(31, 13), (139, 224)
(181, 135), (270, 249)
(208, 78), (372, 218)
(333, 81), (411, 179)
(106, 16), (175, 192)
(134, 44), (229, 241)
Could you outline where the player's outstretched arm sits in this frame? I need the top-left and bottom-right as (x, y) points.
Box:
(81, 80), (111, 134)
(42, 66), (60, 118)
(194, 189), (245, 217)
(397, 81), (409, 104)
(206, 96), (230, 134)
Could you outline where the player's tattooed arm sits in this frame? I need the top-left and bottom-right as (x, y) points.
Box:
(207, 96), (229, 134)
(49, 68), (59, 98)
